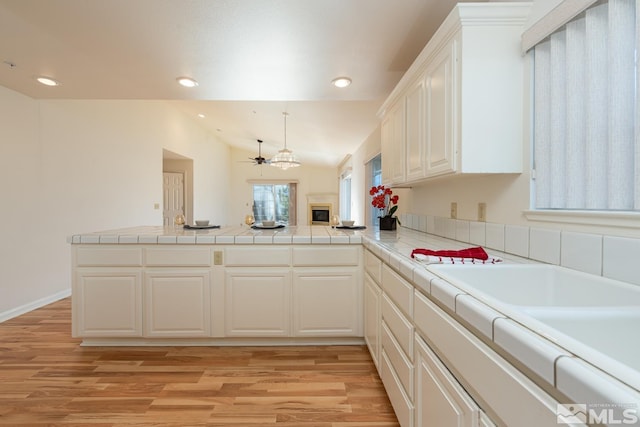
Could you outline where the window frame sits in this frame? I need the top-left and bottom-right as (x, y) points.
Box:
(525, 0), (640, 228)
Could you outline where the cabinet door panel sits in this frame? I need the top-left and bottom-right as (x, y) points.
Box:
(415, 333), (479, 427)
(391, 102), (407, 183)
(406, 78), (426, 182)
(381, 350), (414, 427)
(381, 102), (406, 185)
(225, 270), (290, 336)
(425, 41), (456, 177)
(74, 270), (142, 337)
(293, 269), (360, 336)
(144, 270), (211, 337)
(364, 273), (382, 369)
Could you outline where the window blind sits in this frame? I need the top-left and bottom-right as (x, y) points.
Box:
(533, 0), (639, 211)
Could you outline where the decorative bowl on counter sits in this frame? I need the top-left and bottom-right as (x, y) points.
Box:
(195, 220), (209, 226)
(262, 220), (275, 226)
(341, 220), (355, 227)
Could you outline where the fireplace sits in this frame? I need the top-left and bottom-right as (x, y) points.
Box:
(309, 203), (332, 225)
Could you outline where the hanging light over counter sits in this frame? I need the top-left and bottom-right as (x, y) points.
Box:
(270, 112), (301, 170)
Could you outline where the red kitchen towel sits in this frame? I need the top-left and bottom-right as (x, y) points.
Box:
(411, 246), (489, 260)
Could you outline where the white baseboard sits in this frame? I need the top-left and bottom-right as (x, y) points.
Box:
(0, 289), (71, 323)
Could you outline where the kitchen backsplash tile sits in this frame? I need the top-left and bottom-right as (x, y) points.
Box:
(485, 223), (505, 251)
(561, 231), (602, 275)
(455, 220), (470, 243)
(418, 215), (427, 233)
(469, 221), (486, 246)
(402, 212), (639, 286)
(529, 228), (560, 265)
(505, 225), (529, 258)
(603, 236), (640, 286)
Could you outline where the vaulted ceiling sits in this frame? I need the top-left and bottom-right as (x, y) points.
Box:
(0, 0), (492, 165)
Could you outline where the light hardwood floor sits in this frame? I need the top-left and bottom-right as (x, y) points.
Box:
(0, 298), (399, 426)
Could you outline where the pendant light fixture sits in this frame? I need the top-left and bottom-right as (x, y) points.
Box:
(270, 112), (301, 170)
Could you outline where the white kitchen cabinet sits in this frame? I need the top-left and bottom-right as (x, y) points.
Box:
(381, 349), (414, 427)
(414, 333), (480, 427)
(364, 272), (382, 369)
(381, 100), (406, 185)
(224, 269), (291, 337)
(292, 268), (361, 337)
(424, 40), (455, 177)
(405, 77), (426, 182)
(143, 269), (211, 337)
(73, 269), (142, 337)
(378, 3), (530, 185)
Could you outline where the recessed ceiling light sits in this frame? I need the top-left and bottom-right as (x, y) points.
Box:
(35, 76), (59, 86)
(331, 77), (352, 88)
(176, 77), (198, 88)
(197, 113), (205, 118)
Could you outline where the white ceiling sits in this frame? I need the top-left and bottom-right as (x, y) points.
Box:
(0, 0), (489, 166)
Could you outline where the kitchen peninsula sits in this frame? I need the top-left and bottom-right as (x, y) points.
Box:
(69, 224), (640, 427)
(69, 225), (366, 345)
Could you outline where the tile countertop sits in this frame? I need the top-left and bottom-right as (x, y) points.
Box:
(69, 224), (533, 249)
(67, 225), (371, 245)
(360, 230), (640, 411)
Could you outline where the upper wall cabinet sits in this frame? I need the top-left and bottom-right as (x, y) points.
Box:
(378, 3), (531, 186)
(381, 101), (406, 185)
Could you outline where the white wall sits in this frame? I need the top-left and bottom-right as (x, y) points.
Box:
(228, 146), (339, 226)
(0, 87), (230, 319)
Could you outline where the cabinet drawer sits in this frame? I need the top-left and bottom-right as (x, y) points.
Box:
(382, 322), (413, 400)
(413, 290), (561, 427)
(382, 293), (414, 361)
(364, 249), (382, 284)
(75, 246), (143, 266)
(225, 246), (291, 267)
(382, 264), (414, 318)
(292, 246), (360, 266)
(381, 349), (414, 427)
(145, 247), (211, 267)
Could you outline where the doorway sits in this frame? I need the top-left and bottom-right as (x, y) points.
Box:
(163, 172), (184, 226)
(163, 149), (193, 226)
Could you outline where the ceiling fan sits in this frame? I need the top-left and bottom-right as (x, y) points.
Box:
(240, 139), (271, 165)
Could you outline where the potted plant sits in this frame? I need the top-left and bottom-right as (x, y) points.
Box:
(370, 185), (401, 230)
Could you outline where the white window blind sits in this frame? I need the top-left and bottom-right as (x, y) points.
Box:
(533, 0), (639, 211)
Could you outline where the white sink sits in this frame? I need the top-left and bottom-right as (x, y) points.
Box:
(522, 308), (640, 373)
(426, 264), (640, 307)
(426, 263), (640, 391)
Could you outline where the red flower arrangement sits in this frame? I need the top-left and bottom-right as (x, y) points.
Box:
(370, 185), (400, 224)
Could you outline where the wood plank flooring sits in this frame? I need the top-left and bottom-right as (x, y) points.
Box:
(0, 298), (399, 426)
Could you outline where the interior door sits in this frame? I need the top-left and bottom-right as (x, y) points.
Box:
(163, 172), (184, 225)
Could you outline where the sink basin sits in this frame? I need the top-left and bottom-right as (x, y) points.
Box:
(426, 264), (640, 307)
(426, 263), (640, 391)
(522, 308), (640, 372)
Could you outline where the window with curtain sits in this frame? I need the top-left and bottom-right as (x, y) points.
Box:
(531, 0), (639, 211)
(252, 183), (297, 225)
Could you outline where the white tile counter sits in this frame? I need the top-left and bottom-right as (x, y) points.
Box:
(68, 225), (366, 245)
(360, 228), (640, 426)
